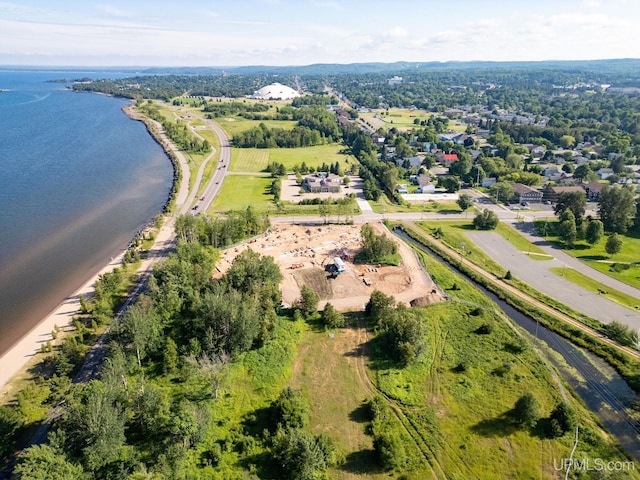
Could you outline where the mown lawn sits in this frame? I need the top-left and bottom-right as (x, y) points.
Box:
(587, 261), (640, 290)
(229, 143), (354, 173)
(229, 148), (271, 172)
(369, 195), (463, 214)
(210, 174), (273, 212)
(550, 267), (640, 310)
(361, 109), (433, 129)
(535, 219), (640, 288)
(414, 221), (508, 277)
(216, 118), (297, 139)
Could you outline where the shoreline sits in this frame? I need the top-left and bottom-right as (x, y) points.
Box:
(0, 100), (180, 397)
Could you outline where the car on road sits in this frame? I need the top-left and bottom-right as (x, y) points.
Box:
(200, 196), (205, 201)
(192, 205), (199, 211)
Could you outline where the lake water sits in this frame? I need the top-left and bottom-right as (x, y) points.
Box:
(0, 70), (173, 356)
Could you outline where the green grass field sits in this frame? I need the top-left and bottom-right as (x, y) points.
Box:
(587, 261), (640, 290)
(216, 118), (297, 139)
(210, 174), (360, 216)
(290, 323), (388, 479)
(210, 174), (273, 212)
(535, 220), (640, 288)
(229, 143), (354, 173)
(361, 109), (433, 129)
(229, 149), (271, 172)
(414, 221), (508, 277)
(395, 250), (632, 478)
(369, 195), (463, 214)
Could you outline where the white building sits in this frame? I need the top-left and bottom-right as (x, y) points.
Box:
(251, 83), (300, 100)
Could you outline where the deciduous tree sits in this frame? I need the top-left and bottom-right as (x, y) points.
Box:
(473, 209), (499, 230)
(585, 219), (604, 245)
(605, 233), (623, 257)
(457, 193), (474, 211)
(512, 393), (540, 428)
(598, 186), (636, 233)
(554, 191), (586, 223)
(296, 285), (320, 319)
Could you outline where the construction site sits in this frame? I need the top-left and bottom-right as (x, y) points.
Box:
(214, 222), (445, 311)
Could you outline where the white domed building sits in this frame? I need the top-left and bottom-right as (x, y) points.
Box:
(250, 83), (300, 100)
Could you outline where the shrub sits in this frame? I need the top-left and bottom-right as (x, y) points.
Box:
(512, 393), (540, 429)
(547, 402), (577, 438)
(473, 209), (499, 230)
(270, 387), (309, 432)
(321, 303), (345, 328)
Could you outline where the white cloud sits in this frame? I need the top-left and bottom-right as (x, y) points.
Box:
(382, 26), (408, 39)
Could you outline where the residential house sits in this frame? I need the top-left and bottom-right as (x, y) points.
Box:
(467, 149), (481, 160)
(396, 184), (409, 194)
(395, 156), (422, 169)
(452, 133), (474, 147)
(530, 145), (546, 158)
(543, 165), (560, 180)
(417, 174), (432, 187)
(429, 166), (449, 177)
(438, 133), (458, 143)
(546, 185), (585, 203)
(582, 181), (604, 201)
(372, 133), (386, 144)
(416, 184), (436, 193)
(512, 183), (543, 204)
(437, 152), (459, 167)
(597, 168), (614, 180)
(482, 177), (497, 188)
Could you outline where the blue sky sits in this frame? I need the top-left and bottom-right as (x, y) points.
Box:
(1, 0), (638, 66)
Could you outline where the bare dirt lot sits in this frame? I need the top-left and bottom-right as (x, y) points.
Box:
(215, 222), (444, 311)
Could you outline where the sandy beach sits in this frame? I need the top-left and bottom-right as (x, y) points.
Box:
(0, 251), (125, 398)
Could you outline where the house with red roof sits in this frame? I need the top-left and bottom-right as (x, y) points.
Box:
(437, 152), (459, 167)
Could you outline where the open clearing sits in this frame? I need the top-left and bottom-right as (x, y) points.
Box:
(209, 174), (272, 212)
(229, 143), (354, 173)
(214, 223), (444, 311)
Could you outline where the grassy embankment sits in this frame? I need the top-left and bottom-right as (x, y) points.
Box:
(401, 221), (640, 393)
(550, 267), (640, 310)
(535, 219), (640, 289)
